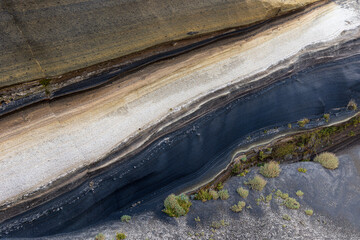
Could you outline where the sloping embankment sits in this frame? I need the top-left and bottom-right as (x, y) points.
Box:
(0, 0), (320, 88)
(0, 0), (360, 238)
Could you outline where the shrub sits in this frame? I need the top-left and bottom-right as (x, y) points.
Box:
(246, 175), (267, 191)
(347, 99), (357, 111)
(284, 197), (300, 209)
(121, 215), (131, 223)
(218, 190), (230, 200)
(237, 187), (249, 199)
(296, 190), (304, 197)
(282, 214), (291, 221)
(288, 123), (292, 129)
(195, 189), (212, 202)
(275, 189), (283, 198)
(116, 233), (126, 240)
(265, 193), (272, 203)
(305, 209), (314, 216)
(259, 161), (281, 178)
(230, 201), (246, 212)
(216, 182), (224, 191)
(323, 114), (330, 122)
(163, 193), (192, 217)
(297, 167), (307, 173)
(314, 152), (339, 170)
(281, 193), (289, 199)
(95, 233), (105, 240)
(298, 118), (310, 127)
(195, 216), (201, 222)
(209, 190), (219, 200)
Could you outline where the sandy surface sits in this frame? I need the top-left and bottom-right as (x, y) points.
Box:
(0, 1), (359, 208)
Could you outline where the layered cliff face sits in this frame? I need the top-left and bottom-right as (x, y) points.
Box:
(0, 0), (319, 88)
(0, 0), (360, 238)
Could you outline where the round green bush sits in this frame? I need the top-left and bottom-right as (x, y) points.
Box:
(218, 190), (230, 200)
(284, 197), (300, 209)
(163, 193), (192, 217)
(314, 152), (339, 170)
(237, 187), (249, 199)
(305, 209), (314, 216)
(246, 175), (267, 191)
(116, 232), (126, 240)
(259, 161), (281, 178)
(121, 215), (131, 223)
(296, 190), (304, 197)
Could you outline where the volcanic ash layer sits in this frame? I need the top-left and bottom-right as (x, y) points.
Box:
(0, 0), (360, 237)
(0, 0), (319, 87)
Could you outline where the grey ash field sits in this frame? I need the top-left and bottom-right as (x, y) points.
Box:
(48, 145), (360, 240)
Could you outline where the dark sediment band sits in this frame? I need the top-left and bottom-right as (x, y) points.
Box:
(1, 47), (360, 238)
(0, 1), (328, 118)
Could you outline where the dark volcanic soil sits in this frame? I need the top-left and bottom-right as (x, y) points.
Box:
(38, 143), (360, 240)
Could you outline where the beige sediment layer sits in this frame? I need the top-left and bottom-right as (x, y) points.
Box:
(0, 2), (359, 210)
(0, 0), (320, 88)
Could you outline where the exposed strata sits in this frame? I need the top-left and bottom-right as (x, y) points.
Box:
(0, 0), (320, 88)
(48, 146), (360, 240)
(0, 0), (360, 238)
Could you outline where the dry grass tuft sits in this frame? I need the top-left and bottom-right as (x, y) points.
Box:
(246, 175), (267, 191)
(259, 161), (281, 178)
(314, 152), (339, 170)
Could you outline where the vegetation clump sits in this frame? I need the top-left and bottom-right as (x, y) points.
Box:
(95, 233), (105, 240)
(298, 118), (310, 127)
(237, 187), (249, 199)
(39, 78), (51, 87)
(216, 182), (224, 191)
(121, 215), (131, 223)
(231, 201), (246, 212)
(281, 193), (289, 199)
(282, 214), (291, 221)
(265, 193), (272, 203)
(116, 232), (126, 240)
(246, 175), (267, 191)
(195, 216), (201, 222)
(195, 189), (213, 202)
(296, 190), (304, 197)
(163, 193), (192, 217)
(284, 197), (300, 209)
(211, 220), (228, 229)
(218, 190), (230, 200)
(238, 169), (250, 177)
(259, 161), (281, 178)
(273, 143), (295, 158)
(297, 167), (307, 173)
(305, 209), (314, 216)
(209, 190), (219, 200)
(275, 189), (283, 198)
(323, 114), (330, 122)
(314, 152), (339, 170)
(232, 163), (241, 174)
(347, 99), (357, 111)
